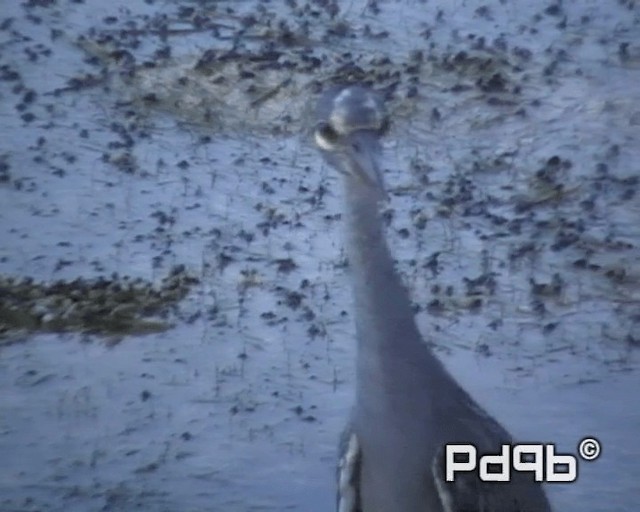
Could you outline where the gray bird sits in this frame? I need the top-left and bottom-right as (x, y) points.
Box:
(313, 85), (552, 512)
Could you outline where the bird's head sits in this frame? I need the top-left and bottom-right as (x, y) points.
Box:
(314, 85), (388, 194)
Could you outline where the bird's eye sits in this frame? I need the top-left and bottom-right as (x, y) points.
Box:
(378, 116), (390, 135)
(315, 122), (340, 150)
(318, 123), (338, 142)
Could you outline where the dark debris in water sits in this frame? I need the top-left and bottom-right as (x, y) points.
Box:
(61, 0), (536, 136)
(0, 265), (199, 343)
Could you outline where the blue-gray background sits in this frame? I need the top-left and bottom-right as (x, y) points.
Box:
(1, 1), (638, 510)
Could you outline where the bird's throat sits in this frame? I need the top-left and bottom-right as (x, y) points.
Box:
(343, 179), (423, 355)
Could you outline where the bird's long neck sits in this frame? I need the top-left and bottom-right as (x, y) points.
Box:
(343, 178), (428, 357)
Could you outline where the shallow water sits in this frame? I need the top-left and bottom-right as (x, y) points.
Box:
(1, 0), (639, 511)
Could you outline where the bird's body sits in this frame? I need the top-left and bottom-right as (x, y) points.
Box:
(314, 85), (552, 512)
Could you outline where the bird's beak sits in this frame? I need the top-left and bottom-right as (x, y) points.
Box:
(342, 131), (387, 198)
(316, 126), (387, 198)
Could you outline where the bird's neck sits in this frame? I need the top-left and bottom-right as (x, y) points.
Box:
(343, 178), (426, 355)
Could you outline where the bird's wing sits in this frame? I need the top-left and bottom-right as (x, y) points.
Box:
(431, 447), (552, 512)
(430, 389), (552, 512)
(337, 424), (362, 512)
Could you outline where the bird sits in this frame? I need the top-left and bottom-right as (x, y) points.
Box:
(313, 85), (552, 512)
